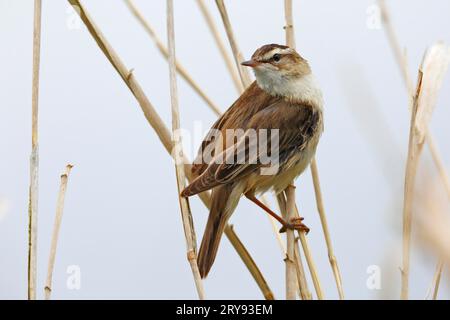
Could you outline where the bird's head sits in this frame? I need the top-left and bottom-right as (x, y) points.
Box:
(241, 44), (312, 97)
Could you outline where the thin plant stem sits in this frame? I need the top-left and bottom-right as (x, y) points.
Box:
(310, 159), (345, 299)
(167, 0), (205, 299)
(379, 3), (450, 297)
(428, 259), (444, 300)
(214, 0), (252, 87)
(284, 0), (338, 299)
(283, 0), (296, 48)
(285, 185), (297, 300)
(67, 0), (273, 299)
(401, 71), (424, 299)
(294, 240), (312, 300)
(379, 1), (450, 198)
(277, 193), (324, 299)
(44, 165), (73, 300)
(124, 0), (221, 116)
(28, 0), (42, 301)
(195, 0), (243, 93)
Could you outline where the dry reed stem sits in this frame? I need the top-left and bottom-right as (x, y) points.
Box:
(67, 0), (273, 299)
(285, 185), (297, 300)
(276, 193), (311, 300)
(167, 0), (205, 299)
(293, 204), (324, 300)
(310, 159), (344, 299)
(28, 0), (42, 300)
(429, 259), (444, 300)
(379, 0), (450, 201)
(196, 0), (243, 93)
(401, 43), (450, 299)
(379, 0), (450, 299)
(294, 240), (312, 300)
(401, 71), (423, 299)
(214, 0), (253, 87)
(278, 193), (324, 299)
(124, 0), (221, 116)
(283, 2), (297, 300)
(284, 0), (336, 299)
(44, 164), (73, 300)
(283, 0), (296, 49)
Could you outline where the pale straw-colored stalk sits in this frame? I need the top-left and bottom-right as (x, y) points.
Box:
(124, 0), (221, 116)
(310, 159), (344, 299)
(284, 185), (297, 300)
(277, 192), (324, 299)
(275, 194), (311, 300)
(284, 0), (343, 299)
(427, 259), (444, 300)
(378, 1), (450, 199)
(195, 0), (243, 93)
(44, 164), (73, 300)
(379, 0), (450, 300)
(283, 2), (297, 300)
(28, 0), (42, 300)
(67, 0), (273, 300)
(294, 240), (312, 300)
(214, 0), (252, 87)
(400, 43), (450, 299)
(167, 0), (205, 299)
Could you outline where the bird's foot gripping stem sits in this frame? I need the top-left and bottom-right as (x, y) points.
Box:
(279, 217), (310, 234)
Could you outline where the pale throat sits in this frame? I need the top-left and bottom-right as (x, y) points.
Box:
(254, 70), (323, 108)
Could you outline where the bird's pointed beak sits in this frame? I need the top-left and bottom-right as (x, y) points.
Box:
(241, 60), (259, 68)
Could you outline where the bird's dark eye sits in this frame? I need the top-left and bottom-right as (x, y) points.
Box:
(272, 54), (281, 62)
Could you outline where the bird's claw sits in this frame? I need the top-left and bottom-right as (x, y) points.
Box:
(279, 217), (310, 234)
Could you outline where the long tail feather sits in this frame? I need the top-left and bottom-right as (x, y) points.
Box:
(197, 183), (242, 278)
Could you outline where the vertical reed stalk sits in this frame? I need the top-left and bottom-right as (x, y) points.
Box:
(68, 0), (273, 299)
(44, 165), (73, 300)
(283, 1), (297, 300)
(285, 185), (297, 300)
(401, 71), (424, 300)
(167, 0), (205, 299)
(283, 0), (296, 48)
(28, 0), (42, 300)
(284, 0), (338, 298)
(276, 193), (311, 299)
(380, 0), (450, 199)
(214, 0), (252, 87)
(294, 241), (312, 300)
(429, 259), (444, 300)
(310, 159), (344, 299)
(379, 0), (450, 299)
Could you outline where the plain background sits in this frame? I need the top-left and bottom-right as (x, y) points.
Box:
(1, 0), (449, 299)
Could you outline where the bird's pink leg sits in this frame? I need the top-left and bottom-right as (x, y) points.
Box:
(245, 193), (309, 234)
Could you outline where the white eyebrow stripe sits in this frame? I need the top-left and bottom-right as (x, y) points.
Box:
(262, 48), (292, 60)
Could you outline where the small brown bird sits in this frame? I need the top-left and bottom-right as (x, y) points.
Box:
(181, 44), (324, 278)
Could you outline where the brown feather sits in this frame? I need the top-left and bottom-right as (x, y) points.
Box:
(197, 183), (242, 278)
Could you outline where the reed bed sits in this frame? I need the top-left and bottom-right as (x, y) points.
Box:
(13, 0), (450, 300)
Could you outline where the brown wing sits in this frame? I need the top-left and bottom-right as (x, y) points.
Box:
(191, 81), (279, 177)
(181, 100), (322, 197)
